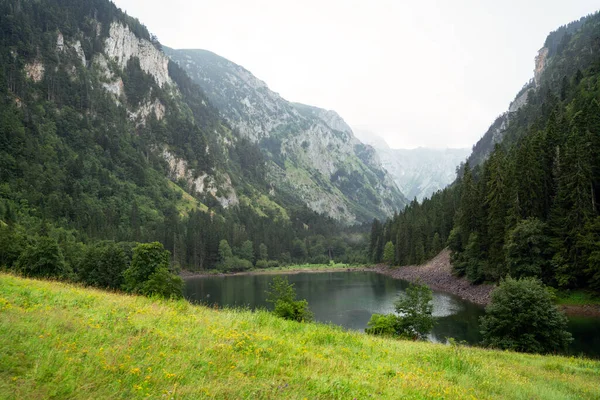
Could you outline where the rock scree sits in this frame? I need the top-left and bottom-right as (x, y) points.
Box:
(373, 249), (495, 306)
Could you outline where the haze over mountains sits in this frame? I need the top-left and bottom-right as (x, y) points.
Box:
(164, 48), (407, 222)
(354, 130), (469, 202)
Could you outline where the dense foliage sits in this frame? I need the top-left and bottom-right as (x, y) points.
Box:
(366, 282), (434, 340)
(0, 0), (371, 296)
(480, 277), (572, 353)
(371, 12), (600, 294)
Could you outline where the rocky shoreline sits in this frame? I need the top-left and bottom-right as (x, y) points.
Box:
(373, 249), (494, 306)
(373, 249), (600, 317)
(181, 251), (600, 316)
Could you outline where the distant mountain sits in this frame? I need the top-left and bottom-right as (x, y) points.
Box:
(353, 131), (469, 202)
(165, 48), (407, 223)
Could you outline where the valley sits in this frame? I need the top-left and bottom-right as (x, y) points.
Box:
(2, 0), (600, 398)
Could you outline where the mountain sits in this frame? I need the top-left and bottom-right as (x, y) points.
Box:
(371, 11), (600, 294)
(467, 14), (597, 168)
(164, 48), (407, 224)
(0, 0), (383, 272)
(354, 130), (469, 201)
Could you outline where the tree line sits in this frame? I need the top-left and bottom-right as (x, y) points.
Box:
(370, 13), (600, 294)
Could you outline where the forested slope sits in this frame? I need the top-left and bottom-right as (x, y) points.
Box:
(0, 0), (371, 281)
(370, 11), (600, 293)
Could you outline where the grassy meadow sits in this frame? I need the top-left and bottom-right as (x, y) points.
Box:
(1, 273), (599, 399)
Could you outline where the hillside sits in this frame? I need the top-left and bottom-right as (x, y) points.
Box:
(370, 11), (600, 295)
(2, 274), (599, 399)
(164, 48), (407, 223)
(468, 13), (600, 167)
(0, 0), (391, 272)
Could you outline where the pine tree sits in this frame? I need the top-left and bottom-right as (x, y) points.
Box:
(383, 241), (395, 265)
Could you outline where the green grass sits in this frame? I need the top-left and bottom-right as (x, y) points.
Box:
(555, 290), (600, 306)
(254, 262), (362, 273)
(1, 274), (599, 399)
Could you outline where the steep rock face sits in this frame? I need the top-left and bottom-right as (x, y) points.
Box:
(534, 47), (549, 86)
(165, 48), (407, 223)
(24, 61), (45, 82)
(162, 148), (238, 208)
(104, 22), (171, 88)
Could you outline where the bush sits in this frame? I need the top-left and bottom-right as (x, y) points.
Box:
(266, 276), (313, 322)
(123, 242), (183, 298)
(79, 241), (129, 289)
(480, 277), (572, 353)
(141, 267), (184, 299)
(273, 298), (313, 322)
(365, 314), (398, 336)
(219, 256), (253, 272)
(16, 236), (70, 278)
(267, 260), (280, 269)
(366, 282), (435, 340)
(255, 259), (268, 269)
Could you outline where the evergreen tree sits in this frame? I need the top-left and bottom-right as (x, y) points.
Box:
(383, 241), (395, 265)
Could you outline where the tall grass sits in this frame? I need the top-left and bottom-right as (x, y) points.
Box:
(1, 273), (599, 399)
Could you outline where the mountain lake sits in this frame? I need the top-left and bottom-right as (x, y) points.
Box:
(185, 271), (600, 358)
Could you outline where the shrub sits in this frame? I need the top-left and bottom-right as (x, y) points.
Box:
(79, 241), (129, 289)
(142, 267), (184, 299)
(123, 242), (183, 298)
(480, 276), (572, 353)
(219, 256), (252, 272)
(267, 260), (280, 269)
(255, 259), (268, 269)
(266, 276), (313, 322)
(16, 236), (70, 278)
(366, 282), (435, 340)
(365, 314), (398, 336)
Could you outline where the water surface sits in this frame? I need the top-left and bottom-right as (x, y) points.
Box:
(185, 271), (600, 357)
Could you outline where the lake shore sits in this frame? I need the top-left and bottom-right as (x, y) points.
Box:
(180, 264), (370, 278)
(372, 249), (600, 317)
(181, 251), (600, 317)
(372, 249), (494, 307)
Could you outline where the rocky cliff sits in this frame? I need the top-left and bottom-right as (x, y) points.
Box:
(165, 48), (407, 223)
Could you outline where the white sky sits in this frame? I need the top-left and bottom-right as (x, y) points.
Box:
(112, 0), (599, 149)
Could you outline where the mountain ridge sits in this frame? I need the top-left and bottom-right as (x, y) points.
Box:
(165, 47), (407, 223)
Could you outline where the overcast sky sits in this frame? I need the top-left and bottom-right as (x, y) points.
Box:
(113, 0), (598, 149)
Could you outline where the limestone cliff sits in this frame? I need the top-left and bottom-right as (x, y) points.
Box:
(165, 48), (407, 223)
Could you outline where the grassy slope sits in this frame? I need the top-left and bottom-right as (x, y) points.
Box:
(1, 274), (599, 399)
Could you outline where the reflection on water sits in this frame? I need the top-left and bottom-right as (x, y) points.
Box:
(184, 271), (600, 358)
